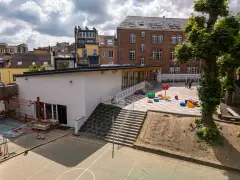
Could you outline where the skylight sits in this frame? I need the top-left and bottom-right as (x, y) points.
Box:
(139, 22), (144, 26)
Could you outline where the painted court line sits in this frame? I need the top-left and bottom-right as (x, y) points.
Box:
(74, 145), (111, 180)
(26, 161), (53, 180)
(125, 161), (138, 180)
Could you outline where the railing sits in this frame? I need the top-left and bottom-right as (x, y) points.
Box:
(116, 82), (145, 102)
(157, 74), (201, 83)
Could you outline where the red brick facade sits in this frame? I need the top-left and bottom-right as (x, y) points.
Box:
(99, 46), (117, 64)
(117, 28), (200, 73)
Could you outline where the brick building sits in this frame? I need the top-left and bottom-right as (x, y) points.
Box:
(117, 16), (200, 74)
(98, 35), (117, 64)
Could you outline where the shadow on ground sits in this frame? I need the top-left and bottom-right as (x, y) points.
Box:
(32, 136), (107, 167)
(212, 136), (240, 180)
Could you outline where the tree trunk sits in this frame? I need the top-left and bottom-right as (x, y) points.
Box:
(226, 90), (233, 105)
(199, 57), (221, 126)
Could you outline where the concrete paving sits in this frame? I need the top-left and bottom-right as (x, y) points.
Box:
(0, 135), (239, 180)
(123, 85), (201, 116)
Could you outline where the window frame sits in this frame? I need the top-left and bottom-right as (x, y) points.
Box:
(102, 52), (105, 57)
(17, 61), (22, 66)
(177, 35), (183, 44)
(156, 49), (163, 60)
(152, 34), (157, 44)
(140, 57), (144, 65)
(171, 36), (177, 44)
(129, 49), (135, 60)
(152, 49), (157, 60)
(140, 31), (145, 37)
(129, 33), (136, 44)
(108, 50), (114, 58)
(140, 43), (145, 52)
(157, 34), (164, 44)
(170, 48), (175, 60)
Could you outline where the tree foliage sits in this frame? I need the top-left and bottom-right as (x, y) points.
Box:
(175, 0), (240, 124)
(27, 64), (52, 72)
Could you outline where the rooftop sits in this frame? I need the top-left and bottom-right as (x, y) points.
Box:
(15, 65), (161, 77)
(118, 16), (188, 30)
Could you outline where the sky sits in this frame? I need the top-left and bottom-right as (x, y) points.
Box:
(0, 0), (239, 50)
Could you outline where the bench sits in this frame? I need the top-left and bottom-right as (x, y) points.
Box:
(226, 108), (240, 117)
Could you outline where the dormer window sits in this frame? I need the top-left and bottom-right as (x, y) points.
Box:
(44, 62), (48, 65)
(17, 61), (22, 65)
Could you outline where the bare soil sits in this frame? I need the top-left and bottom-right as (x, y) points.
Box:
(136, 112), (240, 170)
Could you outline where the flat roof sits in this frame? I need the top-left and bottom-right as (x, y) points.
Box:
(15, 65), (161, 78)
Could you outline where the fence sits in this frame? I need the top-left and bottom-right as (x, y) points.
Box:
(157, 74), (201, 83)
(115, 82), (146, 102)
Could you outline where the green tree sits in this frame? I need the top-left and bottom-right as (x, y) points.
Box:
(27, 64), (39, 72)
(175, 0), (240, 125)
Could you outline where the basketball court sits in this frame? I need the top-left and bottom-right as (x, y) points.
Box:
(0, 135), (239, 180)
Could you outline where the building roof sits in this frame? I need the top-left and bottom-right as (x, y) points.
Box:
(15, 65), (161, 77)
(118, 16), (188, 30)
(10, 53), (51, 68)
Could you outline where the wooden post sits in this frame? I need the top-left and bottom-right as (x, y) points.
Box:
(37, 97), (40, 121)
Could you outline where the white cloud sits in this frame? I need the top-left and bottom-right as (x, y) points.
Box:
(0, 0), (239, 50)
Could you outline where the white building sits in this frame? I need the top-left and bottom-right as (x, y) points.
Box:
(15, 65), (161, 128)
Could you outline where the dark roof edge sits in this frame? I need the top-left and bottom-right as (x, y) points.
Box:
(15, 65), (161, 78)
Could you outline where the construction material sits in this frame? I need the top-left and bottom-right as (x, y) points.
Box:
(226, 108), (240, 117)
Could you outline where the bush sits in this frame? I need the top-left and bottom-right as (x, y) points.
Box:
(194, 117), (200, 124)
(197, 125), (220, 143)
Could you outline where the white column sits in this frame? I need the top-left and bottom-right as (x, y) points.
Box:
(51, 104), (54, 120)
(44, 103), (47, 120)
(56, 105), (59, 120)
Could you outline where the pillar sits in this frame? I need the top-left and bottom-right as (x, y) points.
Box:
(56, 105), (59, 120)
(44, 103), (47, 120)
(51, 104), (54, 119)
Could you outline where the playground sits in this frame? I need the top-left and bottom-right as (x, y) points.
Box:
(123, 84), (201, 116)
(0, 135), (239, 180)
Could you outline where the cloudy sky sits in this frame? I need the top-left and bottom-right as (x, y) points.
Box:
(0, 0), (239, 50)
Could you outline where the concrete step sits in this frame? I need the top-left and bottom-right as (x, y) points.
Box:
(105, 139), (133, 147)
(117, 114), (146, 120)
(112, 123), (141, 130)
(105, 133), (136, 141)
(115, 117), (144, 123)
(106, 130), (137, 139)
(109, 126), (139, 134)
(113, 121), (142, 128)
(114, 119), (143, 125)
(120, 109), (146, 115)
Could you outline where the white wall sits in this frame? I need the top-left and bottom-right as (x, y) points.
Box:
(84, 70), (122, 120)
(16, 70), (122, 128)
(16, 73), (85, 127)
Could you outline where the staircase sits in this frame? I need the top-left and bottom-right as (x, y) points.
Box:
(105, 109), (146, 147)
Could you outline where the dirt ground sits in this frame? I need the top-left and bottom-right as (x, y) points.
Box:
(136, 112), (240, 170)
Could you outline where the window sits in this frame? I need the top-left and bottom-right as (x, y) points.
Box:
(140, 57), (144, 65)
(93, 49), (97, 55)
(44, 62), (48, 65)
(130, 33), (136, 43)
(32, 62), (35, 65)
(157, 35), (164, 44)
(82, 49), (87, 57)
(188, 66), (199, 74)
(170, 48), (175, 60)
(169, 65), (174, 74)
(141, 32), (145, 37)
(175, 65), (180, 74)
(187, 66), (192, 74)
(156, 49), (163, 59)
(102, 52), (105, 57)
(171, 36), (177, 44)
(17, 61), (22, 65)
(12, 74), (16, 81)
(152, 34), (157, 44)
(109, 59), (114, 64)
(129, 49), (135, 60)
(152, 49), (157, 59)
(177, 35), (183, 44)
(107, 39), (113, 45)
(140, 43), (145, 51)
(109, 50), (113, 58)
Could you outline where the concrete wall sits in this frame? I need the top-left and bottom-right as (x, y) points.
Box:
(17, 73), (86, 127)
(16, 70), (122, 127)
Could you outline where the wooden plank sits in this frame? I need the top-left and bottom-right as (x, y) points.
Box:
(226, 108), (240, 117)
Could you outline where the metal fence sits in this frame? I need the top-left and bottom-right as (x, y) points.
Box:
(157, 74), (201, 83)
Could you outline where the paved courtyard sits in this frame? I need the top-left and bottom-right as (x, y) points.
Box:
(123, 85), (201, 116)
(0, 135), (239, 180)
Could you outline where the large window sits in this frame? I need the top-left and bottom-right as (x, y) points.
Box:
(157, 35), (164, 44)
(93, 49), (97, 55)
(156, 49), (163, 59)
(140, 57), (144, 65)
(175, 65), (180, 74)
(109, 50), (114, 58)
(152, 49), (157, 59)
(169, 65), (174, 74)
(170, 48), (175, 60)
(130, 33), (136, 44)
(129, 49), (135, 60)
(171, 36), (177, 44)
(140, 43), (145, 51)
(177, 35), (183, 44)
(187, 66), (199, 74)
(152, 34), (157, 44)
